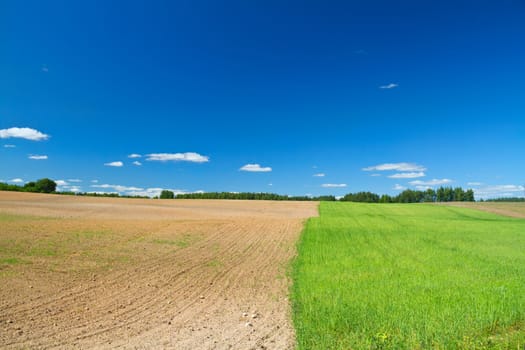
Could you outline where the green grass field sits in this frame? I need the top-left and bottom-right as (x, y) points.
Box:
(292, 203), (525, 349)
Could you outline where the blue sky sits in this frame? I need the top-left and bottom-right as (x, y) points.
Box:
(1, 0), (525, 199)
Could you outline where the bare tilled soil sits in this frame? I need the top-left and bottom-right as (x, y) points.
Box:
(0, 192), (318, 349)
(441, 201), (525, 219)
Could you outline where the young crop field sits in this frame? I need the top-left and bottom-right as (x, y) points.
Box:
(292, 202), (525, 349)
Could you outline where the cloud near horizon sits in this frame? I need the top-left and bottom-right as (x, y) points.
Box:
(91, 183), (189, 197)
(240, 164), (272, 172)
(471, 184), (524, 199)
(0, 127), (49, 141)
(128, 154), (142, 158)
(409, 179), (453, 186)
(321, 183), (347, 188)
(104, 161), (124, 167)
(313, 173), (325, 177)
(28, 155), (48, 160)
(146, 152), (209, 163)
(388, 172), (425, 179)
(363, 162), (426, 172)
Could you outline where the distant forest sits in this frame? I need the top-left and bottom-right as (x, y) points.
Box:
(3, 179), (522, 203)
(174, 187), (475, 203)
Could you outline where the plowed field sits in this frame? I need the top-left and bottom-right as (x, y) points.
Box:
(442, 201), (525, 218)
(0, 192), (318, 349)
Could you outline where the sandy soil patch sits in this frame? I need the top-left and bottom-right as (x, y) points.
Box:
(0, 191), (318, 349)
(442, 201), (525, 219)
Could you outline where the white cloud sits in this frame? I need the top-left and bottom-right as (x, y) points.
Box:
(132, 161), (142, 166)
(363, 162), (426, 172)
(104, 161), (123, 167)
(0, 127), (49, 141)
(128, 154), (142, 158)
(240, 164), (272, 172)
(473, 184), (524, 199)
(268, 183), (273, 186)
(370, 173), (381, 177)
(313, 173), (325, 177)
(379, 83), (398, 89)
(28, 154), (48, 160)
(321, 183), (347, 188)
(55, 179), (83, 193)
(55, 180), (68, 186)
(68, 179), (82, 183)
(393, 184), (406, 191)
(388, 172), (426, 179)
(415, 185), (432, 191)
(146, 152), (209, 163)
(10, 178), (24, 183)
(91, 179), (99, 183)
(92, 184), (143, 192)
(3, 144), (16, 148)
(467, 182), (483, 186)
(409, 179), (453, 186)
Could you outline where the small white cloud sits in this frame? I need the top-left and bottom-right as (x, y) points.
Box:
(370, 173), (381, 177)
(415, 185), (432, 191)
(28, 154), (48, 160)
(409, 179), (453, 186)
(146, 152), (209, 163)
(68, 179), (82, 183)
(240, 164), (272, 172)
(321, 183), (347, 188)
(313, 173), (325, 177)
(0, 127), (49, 141)
(379, 83), (398, 89)
(104, 161), (123, 167)
(393, 184), (406, 191)
(91, 179), (99, 183)
(128, 154), (142, 158)
(132, 161), (142, 166)
(3, 144), (16, 148)
(388, 172), (426, 179)
(363, 162), (426, 172)
(10, 178), (24, 183)
(268, 183), (273, 186)
(55, 180), (68, 186)
(467, 182), (483, 186)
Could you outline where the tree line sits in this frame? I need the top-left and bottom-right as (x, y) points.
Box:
(171, 191), (337, 201)
(0, 178), (57, 193)
(340, 187), (475, 203)
(0, 180), (476, 203)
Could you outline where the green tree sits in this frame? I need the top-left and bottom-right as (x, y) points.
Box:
(464, 189), (475, 202)
(34, 178), (57, 193)
(159, 190), (174, 199)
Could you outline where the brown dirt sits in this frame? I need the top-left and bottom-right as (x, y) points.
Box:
(441, 201), (525, 219)
(0, 191), (318, 349)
